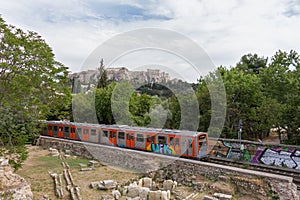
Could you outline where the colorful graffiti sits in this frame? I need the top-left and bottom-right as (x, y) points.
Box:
(147, 143), (176, 155)
(212, 141), (300, 170)
(253, 148), (300, 169)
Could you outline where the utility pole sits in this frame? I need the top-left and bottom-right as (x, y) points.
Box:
(238, 119), (243, 160)
(238, 119), (243, 141)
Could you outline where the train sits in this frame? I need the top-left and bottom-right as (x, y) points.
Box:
(41, 121), (209, 159)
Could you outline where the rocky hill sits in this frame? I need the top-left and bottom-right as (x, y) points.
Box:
(69, 67), (180, 93)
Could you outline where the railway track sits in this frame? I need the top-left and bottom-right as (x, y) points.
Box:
(208, 157), (300, 190)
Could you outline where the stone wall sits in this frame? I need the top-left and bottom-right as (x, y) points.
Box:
(38, 136), (299, 200)
(210, 138), (300, 170)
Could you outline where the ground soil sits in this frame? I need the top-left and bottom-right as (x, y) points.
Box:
(16, 145), (275, 200)
(16, 146), (141, 200)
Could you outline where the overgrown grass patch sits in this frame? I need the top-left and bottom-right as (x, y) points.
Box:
(65, 157), (90, 169)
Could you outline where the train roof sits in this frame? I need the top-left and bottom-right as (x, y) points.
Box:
(44, 121), (207, 137)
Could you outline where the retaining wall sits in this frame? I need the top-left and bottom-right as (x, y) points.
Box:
(38, 136), (299, 200)
(210, 138), (300, 170)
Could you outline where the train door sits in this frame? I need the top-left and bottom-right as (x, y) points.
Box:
(169, 135), (180, 155)
(197, 134), (208, 158)
(76, 127), (82, 140)
(180, 137), (194, 157)
(58, 125), (63, 138)
(70, 126), (76, 139)
(146, 134), (155, 151)
(156, 134), (171, 154)
(135, 133), (146, 150)
(64, 126), (70, 139)
(82, 128), (89, 141)
(126, 132), (135, 148)
(89, 128), (98, 143)
(109, 129), (117, 146)
(53, 125), (58, 137)
(100, 129), (110, 144)
(47, 125), (53, 136)
(117, 131), (126, 147)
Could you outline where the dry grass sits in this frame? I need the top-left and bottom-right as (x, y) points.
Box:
(16, 146), (141, 200)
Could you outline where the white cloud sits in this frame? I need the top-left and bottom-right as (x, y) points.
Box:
(1, 0), (300, 82)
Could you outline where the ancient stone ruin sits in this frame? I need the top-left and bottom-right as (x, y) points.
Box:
(0, 157), (33, 200)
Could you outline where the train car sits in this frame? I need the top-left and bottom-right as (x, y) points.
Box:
(41, 121), (209, 159)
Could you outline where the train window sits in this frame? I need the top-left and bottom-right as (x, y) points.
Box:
(64, 127), (70, 133)
(170, 137), (174, 145)
(158, 136), (167, 144)
(147, 136), (153, 142)
(118, 132), (125, 139)
(59, 127), (63, 132)
(91, 129), (97, 136)
(109, 132), (115, 138)
(76, 128), (82, 135)
(53, 126), (58, 131)
(83, 129), (89, 134)
(136, 134), (144, 142)
(109, 132), (116, 138)
(102, 130), (108, 137)
(48, 126), (52, 130)
(127, 133), (134, 140)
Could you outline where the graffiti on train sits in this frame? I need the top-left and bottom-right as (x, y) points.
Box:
(253, 148), (300, 169)
(212, 141), (300, 169)
(213, 141), (252, 161)
(147, 143), (176, 155)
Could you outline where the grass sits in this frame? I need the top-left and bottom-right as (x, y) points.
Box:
(38, 155), (61, 169)
(65, 157), (90, 169)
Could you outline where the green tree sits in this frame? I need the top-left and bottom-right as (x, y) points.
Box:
(236, 53), (267, 74)
(129, 92), (154, 126)
(260, 50), (300, 143)
(95, 82), (116, 124)
(0, 17), (70, 166)
(97, 58), (108, 89)
(222, 68), (259, 138)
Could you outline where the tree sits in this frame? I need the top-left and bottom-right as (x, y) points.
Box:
(218, 68), (260, 138)
(260, 50), (300, 143)
(97, 58), (108, 88)
(236, 53), (267, 74)
(129, 92), (154, 126)
(0, 17), (70, 148)
(95, 83), (116, 124)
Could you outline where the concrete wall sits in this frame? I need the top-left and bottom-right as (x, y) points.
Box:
(38, 136), (299, 200)
(210, 138), (300, 170)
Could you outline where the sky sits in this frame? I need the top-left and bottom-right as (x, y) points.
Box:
(1, 0), (300, 82)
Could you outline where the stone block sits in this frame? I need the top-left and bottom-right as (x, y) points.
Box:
(139, 187), (150, 199)
(213, 193), (232, 200)
(127, 186), (140, 198)
(112, 190), (121, 200)
(203, 195), (218, 200)
(163, 180), (176, 191)
(142, 177), (153, 188)
(161, 190), (169, 200)
(149, 190), (162, 200)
